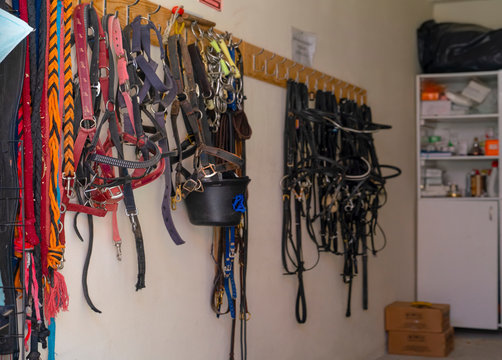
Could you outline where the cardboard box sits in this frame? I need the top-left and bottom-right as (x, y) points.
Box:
(461, 80), (491, 104)
(424, 177), (443, 186)
(385, 301), (450, 332)
(388, 327), (454, 357)
(485, 139), (499, 156)
(421, 100), (451, 116)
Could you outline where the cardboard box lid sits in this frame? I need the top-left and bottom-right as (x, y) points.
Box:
(387, 301), (449, 313)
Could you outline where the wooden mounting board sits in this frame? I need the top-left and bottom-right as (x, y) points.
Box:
(90, 0), (367, 104)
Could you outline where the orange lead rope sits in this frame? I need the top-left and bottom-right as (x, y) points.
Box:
(44, 0), (69, 321)
(59, 0), (75, 247)
(62, 0), (75, 193)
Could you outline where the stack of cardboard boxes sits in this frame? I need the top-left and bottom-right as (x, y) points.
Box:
(385, 301), (454, 357)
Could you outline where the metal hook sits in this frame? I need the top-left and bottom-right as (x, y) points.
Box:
(232, 38), (243, 47)
(316, 74), (326, 91)
(360, 90), (366, 105)
(126, 0), (140, 25)
(274, 58), (287, 80)
(191, 21), (204, 41)
(264, 53), (277, 77)
(147, 4), (161, 21)
(305, 69), (316, 88)
(252, 48), (265, 72)
(277, 61), (296, 81)
(352, 87), (358, 101)
(339, 82), (349, 98)
(295, 65), (305, 82)
(330, 78), (341, 94)
(355, 88), (364, 105)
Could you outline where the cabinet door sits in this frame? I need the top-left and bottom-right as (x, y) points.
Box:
(417, 200), (498, 329)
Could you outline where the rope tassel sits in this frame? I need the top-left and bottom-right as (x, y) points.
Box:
(44, 271), (69, 321)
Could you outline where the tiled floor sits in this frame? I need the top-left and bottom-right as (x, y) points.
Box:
(376, 329), (502, 360)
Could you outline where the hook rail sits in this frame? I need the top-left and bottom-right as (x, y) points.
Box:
(91, 0), (367, 104)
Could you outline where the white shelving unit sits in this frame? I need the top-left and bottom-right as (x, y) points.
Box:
(416, 70), (502, 330)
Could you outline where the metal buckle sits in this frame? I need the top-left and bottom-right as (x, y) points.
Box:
(119, 80), (130, 93)
(89, 198), (106, 210)
(106, 186), (123, 200)
(201, 164), (217, 178)
(182, 178), (200, 193)
(129, 50), (143, 59)
(99, 67), (110, 79)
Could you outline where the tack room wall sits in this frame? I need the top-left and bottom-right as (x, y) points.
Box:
(53, 1), (432, 359)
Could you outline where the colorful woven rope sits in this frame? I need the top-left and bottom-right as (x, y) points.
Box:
(62, 0), (74, 179)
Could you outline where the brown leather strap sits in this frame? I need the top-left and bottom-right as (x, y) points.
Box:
(232, 110), (252, 140)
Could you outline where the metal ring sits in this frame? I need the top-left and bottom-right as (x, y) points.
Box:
(80, 117), (96, 130)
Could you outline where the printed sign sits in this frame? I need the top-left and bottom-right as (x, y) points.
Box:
(292, 27), (317, 67)
(200, 0), (222, 11)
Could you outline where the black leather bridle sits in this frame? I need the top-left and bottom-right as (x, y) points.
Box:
(282, 80), (401, 323)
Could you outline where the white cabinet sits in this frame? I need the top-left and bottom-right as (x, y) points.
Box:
(416, 71), (502, 329)
(417, 200), (498, 329)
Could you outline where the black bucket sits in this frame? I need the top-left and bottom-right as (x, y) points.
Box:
(184, 176), (250, 226)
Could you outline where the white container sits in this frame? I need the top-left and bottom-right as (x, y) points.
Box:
(461, 80), (491, 104)
(487, 161), (498, 198)
(421, 100), (452, 116)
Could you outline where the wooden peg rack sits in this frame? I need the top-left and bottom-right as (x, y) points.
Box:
(92, 0), (367, 104)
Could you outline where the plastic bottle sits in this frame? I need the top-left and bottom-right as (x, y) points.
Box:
(470, 137), (482, 156)
(487, 161), (498, 198)
(471, 169), (482, 197)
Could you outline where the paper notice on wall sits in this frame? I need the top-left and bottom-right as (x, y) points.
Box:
(292, 27), (317, 67)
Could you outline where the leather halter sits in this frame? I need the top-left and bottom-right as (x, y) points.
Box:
(68, 5), (173, 308)
(167, 35), (244, 200)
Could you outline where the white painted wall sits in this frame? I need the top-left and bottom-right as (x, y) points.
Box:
(434, 0), (502, 28)
(50, 1), (432, 359)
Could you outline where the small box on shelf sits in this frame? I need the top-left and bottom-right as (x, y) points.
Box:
(421, 185), (449, 197)
(461, 80), (491, 104)
(421, 100), (451, 116)
(485, 139), (499, 156)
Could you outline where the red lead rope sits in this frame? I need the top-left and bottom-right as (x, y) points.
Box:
(19, 0), (40, 249)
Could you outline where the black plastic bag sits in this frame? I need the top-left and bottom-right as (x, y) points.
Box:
(418, 20), (502, 73)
